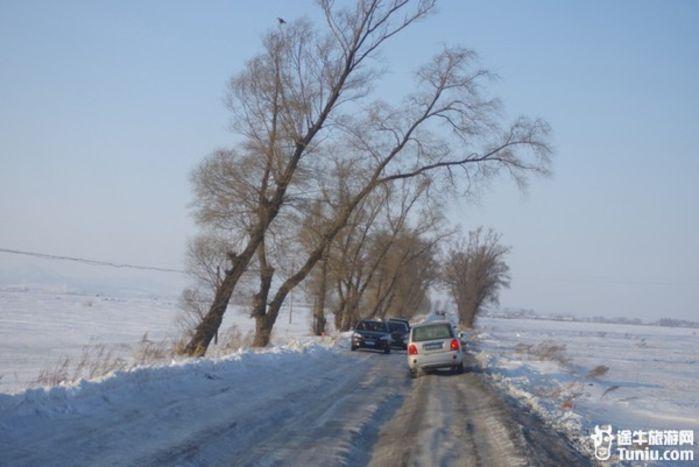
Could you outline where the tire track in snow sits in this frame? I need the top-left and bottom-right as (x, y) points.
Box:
(366, 355), (592, 467)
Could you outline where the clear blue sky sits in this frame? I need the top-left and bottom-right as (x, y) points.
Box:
(1, 1), (697, 320)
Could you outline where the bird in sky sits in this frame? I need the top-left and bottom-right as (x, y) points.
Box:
(277, 17), (286, 25)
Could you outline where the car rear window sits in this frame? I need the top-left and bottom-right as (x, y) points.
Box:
(356, 321), (387, 332)
(412, 324), (453, 342)
(387, 322), (408, 332)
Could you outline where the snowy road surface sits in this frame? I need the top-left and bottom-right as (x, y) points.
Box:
(367, 355), (589, 467)
(0, 349), (589, 466)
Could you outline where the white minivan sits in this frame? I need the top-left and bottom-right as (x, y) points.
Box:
(407, 320), (463, 378)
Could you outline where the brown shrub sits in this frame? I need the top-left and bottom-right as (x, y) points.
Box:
(586, 365), (610, 379)
(33, 345), (129, 387)
(132, 333), (172, 366)
(530, 340), (570, 366)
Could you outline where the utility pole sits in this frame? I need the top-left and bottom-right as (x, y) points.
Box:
(289, 261), (295, 324)
(289, 288), (293, 324)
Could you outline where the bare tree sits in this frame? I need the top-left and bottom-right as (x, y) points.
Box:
(329, 186), (392, 331)
(328, 177), (443, 330)
(183, 0), (439, 355)
(185, 0), (551, 353)
(442, 227), (511, 327)
(254, 45), (550, 345)
(176, 234), (235, 346)
(185, 234), (234, 290)
(366, 227), (443, 320)
(298, 199), (332, 335)
(310, 248), (330, 335)
(176, 288), (208, 346)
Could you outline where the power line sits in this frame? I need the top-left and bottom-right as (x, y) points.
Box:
(0, 248), (185, 274)
(4, 246), (694, 288)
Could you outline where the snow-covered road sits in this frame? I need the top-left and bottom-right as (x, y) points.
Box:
(0, 346), (397, 466)
(367, 355), (590, 467)
(0, 345), (589, 466)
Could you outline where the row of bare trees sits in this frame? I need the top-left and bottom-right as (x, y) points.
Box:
(178, 0), (551, 356)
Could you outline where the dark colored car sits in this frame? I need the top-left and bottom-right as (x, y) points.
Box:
(386, 320), (409, 349)
(387, 317), (410, 331)
(351, 320), (392, 354)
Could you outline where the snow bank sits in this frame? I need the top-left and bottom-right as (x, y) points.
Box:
(0, 335), (345, 414)
(469, 316), (699, 462)
(0, 283), (318, 393)
(0, 332), (380, 466)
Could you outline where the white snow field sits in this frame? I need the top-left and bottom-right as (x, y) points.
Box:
(0, 286), (315, 394)
(471, 316), (699, 462)
(0, 253), (315, 394)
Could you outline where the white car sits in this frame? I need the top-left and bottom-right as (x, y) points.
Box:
(407, 320), (463, 378)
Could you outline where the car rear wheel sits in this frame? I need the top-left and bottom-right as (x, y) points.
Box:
(409, 368), (418, 379)
(384, 345), (391, 354)
(351, 344), (357, 351)
(454, 362), (464, 374)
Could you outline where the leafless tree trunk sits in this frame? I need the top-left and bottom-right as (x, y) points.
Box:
(176, 235), (239, 348)
(311, 248), (329, 335)
(251, 240), (275, 347)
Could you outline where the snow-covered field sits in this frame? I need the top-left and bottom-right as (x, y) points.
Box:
(472, 316), (699, 462)
(0, 286), (314, 394)
(0, 287), (176, 392)
(0, 254), (313, 394)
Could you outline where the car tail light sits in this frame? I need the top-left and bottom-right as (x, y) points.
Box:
(450, 339), (460, 351)
(408, 344), (418, 355)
